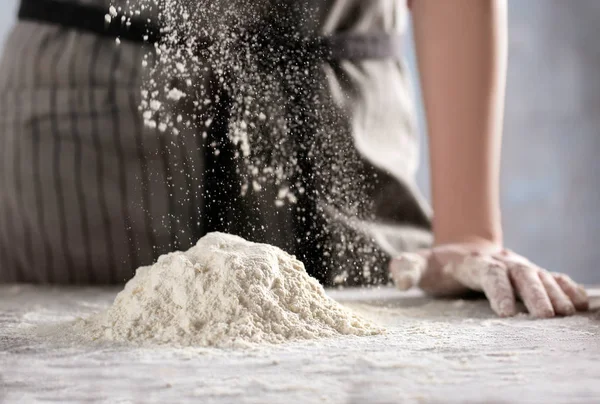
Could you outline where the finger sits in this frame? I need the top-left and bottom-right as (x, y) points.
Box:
(552, 273), (589, 311)
(509, 264), (554, 318)
(479, 259), (516, 317)
(448, 255), (516, 316)
(453, 254), (516, 317)
(538, 271), (576, 316)
(389, 253), (427, 290)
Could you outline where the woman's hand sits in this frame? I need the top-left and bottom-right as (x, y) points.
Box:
(389, 242), (589, 318)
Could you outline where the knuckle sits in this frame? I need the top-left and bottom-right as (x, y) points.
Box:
(553, 273), (571, 284)
(485, 262), (506, 276)
(537, 269), (552, 282)
(509, 263), (533, 278)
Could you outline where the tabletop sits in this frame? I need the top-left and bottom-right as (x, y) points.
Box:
(1, 285), (599, 403)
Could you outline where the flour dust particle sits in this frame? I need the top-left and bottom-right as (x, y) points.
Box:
(114, 0), (397, 285)
(75, 233), (383, 347)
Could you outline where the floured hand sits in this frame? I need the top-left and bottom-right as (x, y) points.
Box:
(389, 243), (589, 318)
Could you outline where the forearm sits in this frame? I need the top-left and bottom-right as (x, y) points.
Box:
(412, 0), (508, 245)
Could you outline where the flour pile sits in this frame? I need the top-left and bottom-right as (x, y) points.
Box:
(76, 233), (381, 347)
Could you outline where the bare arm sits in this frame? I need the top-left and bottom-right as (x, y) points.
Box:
(390, 1), (589, 318)
(412, 0), (507, 245)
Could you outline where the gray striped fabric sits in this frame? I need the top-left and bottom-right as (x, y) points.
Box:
(0, 0), (431, 285)
(0, 22), (205, 283)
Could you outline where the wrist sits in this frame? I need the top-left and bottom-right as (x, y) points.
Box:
(432, 205), (503, 247)
(433, 226), (503, 247)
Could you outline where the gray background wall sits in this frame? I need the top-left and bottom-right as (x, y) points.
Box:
(0, 0), (17, 49)
(1, 0), (598, 283)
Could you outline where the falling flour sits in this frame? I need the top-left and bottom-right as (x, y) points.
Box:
(75, 233), (382, 347)
(105, 0), (399, 286)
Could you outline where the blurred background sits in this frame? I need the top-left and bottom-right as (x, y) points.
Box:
(1, 0), (598, 283)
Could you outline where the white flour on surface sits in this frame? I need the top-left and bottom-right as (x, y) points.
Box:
(3, 286), (600, 403)
(74, 232), (381, 347)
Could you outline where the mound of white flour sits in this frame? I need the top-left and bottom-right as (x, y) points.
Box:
(76, 233), (381, 347)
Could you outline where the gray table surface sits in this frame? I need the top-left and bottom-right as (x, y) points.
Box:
(1, 285), (599, 404)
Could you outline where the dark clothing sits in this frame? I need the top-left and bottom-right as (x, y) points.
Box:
(0, 0), (431, 285)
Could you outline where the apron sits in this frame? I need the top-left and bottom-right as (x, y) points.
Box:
(0, 0), (432, 285)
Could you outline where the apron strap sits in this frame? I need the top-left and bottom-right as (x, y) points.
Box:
(18, 0), (163, 44)
(18, 0), (404, 61)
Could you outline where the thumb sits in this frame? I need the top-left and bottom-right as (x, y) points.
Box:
(389, 251), (430, 290)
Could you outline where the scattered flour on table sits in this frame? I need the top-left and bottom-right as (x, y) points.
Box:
(74, 232), (382, 347)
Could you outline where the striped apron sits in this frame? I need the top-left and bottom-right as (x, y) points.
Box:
(0, 0), (432, 285)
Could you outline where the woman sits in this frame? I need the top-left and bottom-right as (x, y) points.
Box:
(0, 0), (589, 317)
